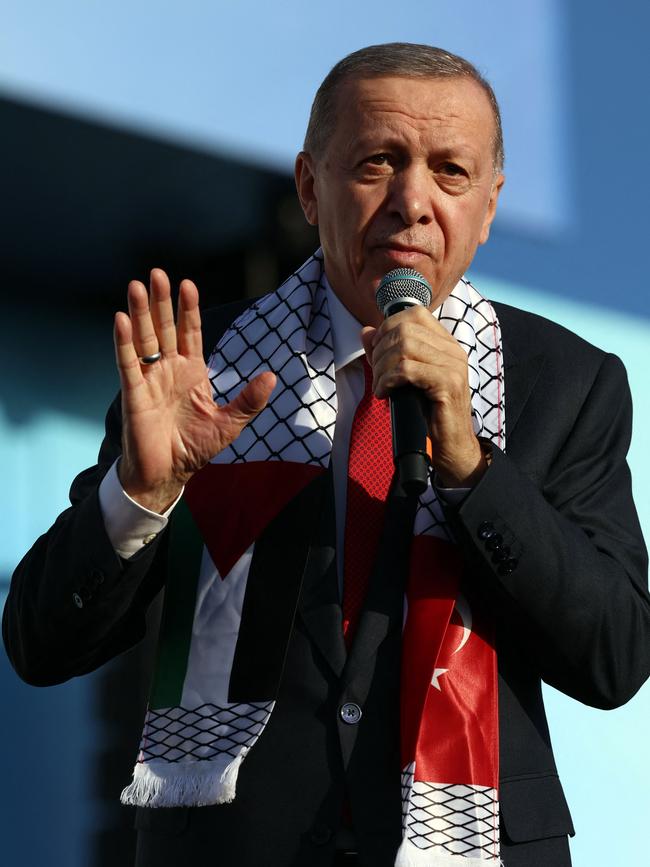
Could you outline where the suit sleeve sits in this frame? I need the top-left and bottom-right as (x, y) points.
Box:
(452, 352), (650, 709)
(2, 395), (169, 686)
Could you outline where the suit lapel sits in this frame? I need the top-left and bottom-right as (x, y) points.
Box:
(228, 469), (333, 701)
(297, 468), (347, 678)
(297, 473), (418, 684)
(342, 482), (418, 690)
(497, 308), (546, 440)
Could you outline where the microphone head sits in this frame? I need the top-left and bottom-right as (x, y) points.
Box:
(375, 268), (433, 316)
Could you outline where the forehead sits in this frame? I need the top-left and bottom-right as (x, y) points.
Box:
(330, 74), (496, 154)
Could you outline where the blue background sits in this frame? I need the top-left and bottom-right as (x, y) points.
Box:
(1, 1), (648, 864)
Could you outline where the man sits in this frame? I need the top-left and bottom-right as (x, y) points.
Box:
(4, 44), (649, 867)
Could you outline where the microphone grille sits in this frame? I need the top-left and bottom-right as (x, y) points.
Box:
(375, 268), (432, 314)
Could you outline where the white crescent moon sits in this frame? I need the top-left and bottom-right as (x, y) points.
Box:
(452, 594), (472, 654)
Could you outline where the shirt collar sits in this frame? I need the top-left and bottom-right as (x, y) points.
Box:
(324, 276), (366, 371)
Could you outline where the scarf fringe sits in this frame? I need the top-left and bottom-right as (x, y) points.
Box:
(120, 753), (245, 808)
(395, 838), (501, 866)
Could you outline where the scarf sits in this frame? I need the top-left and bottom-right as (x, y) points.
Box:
(121, 250), (505, 866)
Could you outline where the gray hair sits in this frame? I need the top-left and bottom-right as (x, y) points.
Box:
(304, 43), (504, 172)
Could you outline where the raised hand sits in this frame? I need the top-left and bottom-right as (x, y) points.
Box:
(113, 269), (276, 513)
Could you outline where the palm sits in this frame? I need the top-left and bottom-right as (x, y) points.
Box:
(115, 270), (275, 512)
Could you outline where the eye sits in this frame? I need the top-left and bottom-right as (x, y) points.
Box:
(357, 153), (395, 177)
(439, 162), (467, 177)
(365, 153), (391, 166)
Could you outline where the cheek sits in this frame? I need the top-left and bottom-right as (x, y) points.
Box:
(351, 192), (396, 258)
(447, 203), (486, 252)
(334, 194), (374, 249)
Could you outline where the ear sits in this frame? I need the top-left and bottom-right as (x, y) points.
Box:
(295, 151), (319, 226)
(478, 173), (505, 245)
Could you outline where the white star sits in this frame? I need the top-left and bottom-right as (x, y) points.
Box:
(431, 668), (449, 690)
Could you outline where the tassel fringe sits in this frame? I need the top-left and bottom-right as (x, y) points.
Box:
(120, 753), (245, 808)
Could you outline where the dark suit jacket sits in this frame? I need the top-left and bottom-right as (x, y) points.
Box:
(4, 300), (650, 867)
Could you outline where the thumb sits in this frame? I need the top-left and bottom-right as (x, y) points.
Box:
(224, 371), (277, 428)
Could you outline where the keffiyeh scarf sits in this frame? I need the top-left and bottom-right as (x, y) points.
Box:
(121, 250), (505, 866)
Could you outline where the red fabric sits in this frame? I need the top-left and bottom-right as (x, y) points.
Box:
(401, 534), (499, 790)
(342, 359), (394, 645)
(184, 461), (323, 579)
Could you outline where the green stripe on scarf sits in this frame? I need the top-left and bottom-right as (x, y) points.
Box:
(149, 498), (204, 709)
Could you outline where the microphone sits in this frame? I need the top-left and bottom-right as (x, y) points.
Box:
(375, 268), (433, 497)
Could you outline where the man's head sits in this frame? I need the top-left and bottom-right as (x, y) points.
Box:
(295, 43), (505, 326)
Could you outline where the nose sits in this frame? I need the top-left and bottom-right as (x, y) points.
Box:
(386, 164), (434, 227)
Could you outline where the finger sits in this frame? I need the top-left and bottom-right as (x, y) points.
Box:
(360, 327), (376, 365)
(127, 280), (159, 359)
(376, 354), (465, 401)
(149, 269), (177, 356)
(177, 279), (203, 358)
(113, 312), (144, 392)
(373, 357), (435, 399)
(371, 318), (453, 369)
(370, 328), (438, 383)
(222, 371), (277, 428)
(373, 305), (446, 344)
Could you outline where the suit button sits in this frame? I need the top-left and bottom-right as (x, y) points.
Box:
(498, 558), (518, 576)
(339, 702), (362, 725)
(492, 546), (511, 563)
(310, 823), (332, 846)
(72, 592), (84, 609)
(486, 533), (503, 551)
(477, 521), (496, 540)
(89, 568), (105, 587)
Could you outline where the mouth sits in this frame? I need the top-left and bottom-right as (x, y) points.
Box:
(376, 241), (430, 255)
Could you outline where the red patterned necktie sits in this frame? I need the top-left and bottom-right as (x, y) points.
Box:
(342, 358), (394, 646)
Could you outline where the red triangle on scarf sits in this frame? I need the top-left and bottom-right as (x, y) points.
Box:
(184, 461), (324, 579)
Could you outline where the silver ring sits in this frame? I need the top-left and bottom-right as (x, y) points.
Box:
(139, 352), (162, 365)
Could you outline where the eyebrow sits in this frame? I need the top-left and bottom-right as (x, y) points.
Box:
(348, 134), (481, 166)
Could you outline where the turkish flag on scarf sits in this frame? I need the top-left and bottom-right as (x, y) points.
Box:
(400, 534), (498, 789)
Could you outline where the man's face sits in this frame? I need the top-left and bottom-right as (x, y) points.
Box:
(295, 75), (504, 326)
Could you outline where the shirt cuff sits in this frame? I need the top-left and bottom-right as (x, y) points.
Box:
(433, 477), (471, 507)
(98, 460), (183, 560)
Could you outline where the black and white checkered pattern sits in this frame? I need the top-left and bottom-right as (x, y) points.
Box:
(207, 253), (504, 545)
(208, 251), (337, 467)
(139, 702), (274, 762)
(401, 763), (499, 859)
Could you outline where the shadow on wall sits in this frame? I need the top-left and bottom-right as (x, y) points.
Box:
(0, 93), (318, 425)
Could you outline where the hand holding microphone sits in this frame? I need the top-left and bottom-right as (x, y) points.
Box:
(363, 268), (487, 495)
(374, 268), (433, 496)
